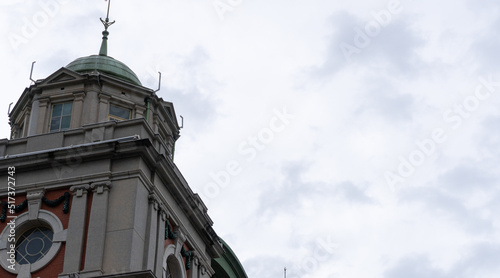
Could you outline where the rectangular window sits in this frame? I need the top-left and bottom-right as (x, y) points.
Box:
(50, 102), (72, 132)
(109, 104), (131, 121)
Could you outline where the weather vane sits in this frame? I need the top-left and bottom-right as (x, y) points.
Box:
(98, 0), (114, 56)
(100, 0), (115, 30)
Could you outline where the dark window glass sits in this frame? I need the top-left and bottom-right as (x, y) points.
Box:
(109, 105), (131, 121)
(50, 118), (61, 132)
(61, 116), (71, 130)
(16, 226), (54, 264)
(52, 104), (62, 117)
(62, 103), (72, 115)
(50, 102), (72, 132)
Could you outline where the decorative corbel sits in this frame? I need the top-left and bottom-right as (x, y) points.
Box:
(27, 188), (45, 220)
(174, 227), (186, 256)
(148, 194), (160, 211)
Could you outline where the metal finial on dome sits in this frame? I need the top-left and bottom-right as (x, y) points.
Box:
(99, 0), (115, 56)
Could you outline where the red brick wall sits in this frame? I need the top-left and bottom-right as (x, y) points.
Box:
(0, 188), (71, 278)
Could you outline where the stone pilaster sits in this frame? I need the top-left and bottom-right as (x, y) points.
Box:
(152, 114), (159, 133)
(81, 181), (112, 276)
(36, 98), (49, 134)
(155, 210), (167, 277)
(135, 105), (145, 119)
(22, 107), (31, 138)
(61, 185), (89, 276)
(97, 94), (110, 123)
(189, 252), (200, 278)
(70, 92), (85, 128)
(144, 194), (159, 271)
(27, 98), (40, 136)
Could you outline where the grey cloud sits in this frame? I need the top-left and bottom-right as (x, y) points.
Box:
(244, 255), (288, 278)
(310, 12), (424, 78)
(366, 19), (425, 75)
(479, 116), (500, 158)
(245, 235), (337, 278)
(256, 162), (309, 217)
(385, 244), (500, 278)
(310, 11), (358, 77)
(257, 162), (375, 218)
(384, 254), (446, 278)
(465, 0), (500, 14)
(158, 47), (218, 132)
(399, 186), (493, 234)
(439, 163), (497, 193)
(162, 87), (216, 131)
(448, 243), (500, 277)
(356, 80), (414, 122)
(470, 15), (500, 74)
(335, 182), (375, 204)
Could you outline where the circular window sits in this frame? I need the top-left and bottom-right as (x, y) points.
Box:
(0, 210), (64, 274)
(15, 226), (54, 264)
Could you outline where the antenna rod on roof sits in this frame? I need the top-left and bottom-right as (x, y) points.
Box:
(154, 72), (162, 92)
(8, 103), (13, 116)
(100, 0), (115, 30)
(29, 61), (36, 83)
(106, 0), (111, 19)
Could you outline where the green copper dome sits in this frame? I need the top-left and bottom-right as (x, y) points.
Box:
(66, 55), (142, 86)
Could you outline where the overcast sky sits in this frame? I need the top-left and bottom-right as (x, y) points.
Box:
(2, 0), (500, 277)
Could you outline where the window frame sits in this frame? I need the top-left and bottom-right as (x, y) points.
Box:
(15, 225), (54, 265)
(49, 102), (73, 132)
(108, 103), (131, 122)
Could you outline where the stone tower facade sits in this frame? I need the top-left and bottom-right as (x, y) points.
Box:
(0, 12), (247, 277)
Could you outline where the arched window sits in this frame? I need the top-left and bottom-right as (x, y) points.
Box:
(162, 245), (186, 278)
